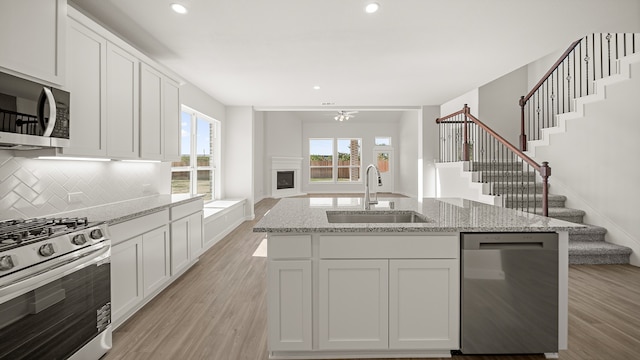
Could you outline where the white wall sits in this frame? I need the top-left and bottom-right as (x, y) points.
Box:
(530, 61), (640, 265)
(397, 111), (419, 197)
(223, 106), (254, 217)
(440, 88), (479, 117)
(264, 111), (303, 195)
(253, 111), (265, 203)
(478, 65), (528, 146)
(180, 83), (226, 122)
(421, 105), (440, 197)
(526, 49), (563, 90)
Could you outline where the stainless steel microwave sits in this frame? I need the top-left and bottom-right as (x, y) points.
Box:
(0, 71), (70, 150)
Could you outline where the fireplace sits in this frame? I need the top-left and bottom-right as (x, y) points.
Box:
(276, 171), (294, 190)
(271, 157), (304, 198)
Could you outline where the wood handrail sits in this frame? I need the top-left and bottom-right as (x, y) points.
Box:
(465, 112), (543, 172)
(436, 105), (551, 216)
(435, 108), (466, 123)
(519, 38), (583, 106)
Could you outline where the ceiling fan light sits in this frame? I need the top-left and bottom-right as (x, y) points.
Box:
(365, 2), (380, 14)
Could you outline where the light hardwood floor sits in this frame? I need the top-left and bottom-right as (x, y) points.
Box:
(104, 196), (640, 360)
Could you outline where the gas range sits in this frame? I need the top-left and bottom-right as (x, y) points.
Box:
(0, 216), (109, 279)
(0, 216), (112, 360)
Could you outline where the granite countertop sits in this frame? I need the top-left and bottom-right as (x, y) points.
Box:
(253, 197), (585, 233)
(57, 194), (204, 225)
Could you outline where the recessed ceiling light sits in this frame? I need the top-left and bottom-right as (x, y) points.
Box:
(365, 2), (380, 14)
(313, 85), (321, 90)
(171, 3), (188, 14)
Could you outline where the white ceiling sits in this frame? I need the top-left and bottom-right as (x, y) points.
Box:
(69, 0), (640, 109)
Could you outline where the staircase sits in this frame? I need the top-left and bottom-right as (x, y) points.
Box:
(436, 33), (638, 265)
(470, 161), (632, 264)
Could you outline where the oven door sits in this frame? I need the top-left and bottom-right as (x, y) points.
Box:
(0, 242), (111, 360)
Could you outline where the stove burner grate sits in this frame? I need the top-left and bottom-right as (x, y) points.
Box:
(0, 217), (92, 250)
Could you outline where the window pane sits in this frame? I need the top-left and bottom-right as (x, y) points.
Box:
(171, 171), (191, 194)
(337, 138), (361, 182)
(310, 139), (333, 182)
(172, 112), (192, 167)
(196, 117), (211, 157)
(375, 137), (391, 146)
(337, 167), (360, 182)
(197, 169), (212, 201)
(196, 118), (213, 199)
(377, 152), (390, 173)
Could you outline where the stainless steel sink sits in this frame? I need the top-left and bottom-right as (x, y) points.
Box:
(326, 211), (430, 224)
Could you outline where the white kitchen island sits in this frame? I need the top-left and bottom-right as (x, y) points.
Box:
(253, 197), (582, 359)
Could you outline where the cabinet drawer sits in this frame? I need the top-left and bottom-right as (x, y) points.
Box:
(171, 199), (204, 220)
(269, 235), (312, 259)
(319, 234), (458, 259)
(110, 210), (169, 245)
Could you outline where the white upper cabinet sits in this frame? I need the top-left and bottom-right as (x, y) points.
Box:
(163, 77), (181, 161)
(140, 63), (164, 159)
(63, 18), (107, 156)
(0, 0), (66, 85)
(106, 43), (139, 159)
(48, 7), (182, 161)
(140, 63), (181, 161)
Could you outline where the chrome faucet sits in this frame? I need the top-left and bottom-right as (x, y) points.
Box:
(364, 164), (382, 210)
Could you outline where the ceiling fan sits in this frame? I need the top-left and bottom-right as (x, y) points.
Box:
(333, 110), (358, 122)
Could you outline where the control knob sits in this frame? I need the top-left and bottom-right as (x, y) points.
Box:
(0, 255), (14, 271)
(72, 234), (87, 246)
(90, 229), (103, 240)
(39, 243), (55, 257)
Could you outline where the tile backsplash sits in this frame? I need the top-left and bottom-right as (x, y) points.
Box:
(0, 151), (170, 220)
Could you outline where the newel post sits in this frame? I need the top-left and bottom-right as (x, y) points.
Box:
(462, 104), (470, 161)
(519, 96), (527, 151)
(540, 161), (551, 217)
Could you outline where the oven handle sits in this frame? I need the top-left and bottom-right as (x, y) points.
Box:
(0, 242), (110, 304)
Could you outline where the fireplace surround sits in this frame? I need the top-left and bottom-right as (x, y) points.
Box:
(271, 157), (304, 198)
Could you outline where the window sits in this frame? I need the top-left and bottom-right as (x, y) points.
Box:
(337, 138), (361, 182)
(309, 138), (333, 182)
(375, 136), (392, 146)
(309, 138), (361, 183)
(171, 106), (221, 201)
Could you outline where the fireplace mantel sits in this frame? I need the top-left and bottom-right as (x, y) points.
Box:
(271, 157), (305, 198)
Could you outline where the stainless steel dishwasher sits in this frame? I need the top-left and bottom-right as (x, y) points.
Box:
(461, 232), (558, 355)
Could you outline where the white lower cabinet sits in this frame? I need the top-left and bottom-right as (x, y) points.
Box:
(170, 210), (204, 275)
(319, 259), (389, 350)
(389, 259), (459, 349)
(110, 200), (203, 329)
(189, 212), (204, 258)
(111, 225), (170, 327)
(267, 233), (460, 356)
(111, 236), (143, 324)
(142, 226), (171, 297)
(268, 260), (312, 351)
(170, 218), (190, 275)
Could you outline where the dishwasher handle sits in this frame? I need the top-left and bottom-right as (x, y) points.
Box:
(479, 242), (543, 250)
(462, 233), (558, 251)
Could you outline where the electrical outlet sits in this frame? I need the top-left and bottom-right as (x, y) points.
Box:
(142, 184), (152, 193)
(67, 192), (83, 204)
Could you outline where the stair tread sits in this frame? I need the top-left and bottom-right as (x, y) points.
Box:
(528, 207), (586, 216)
(568, 224), (607, 235)
(503, 194), (566, 200)
(569, 241), (633, 255)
